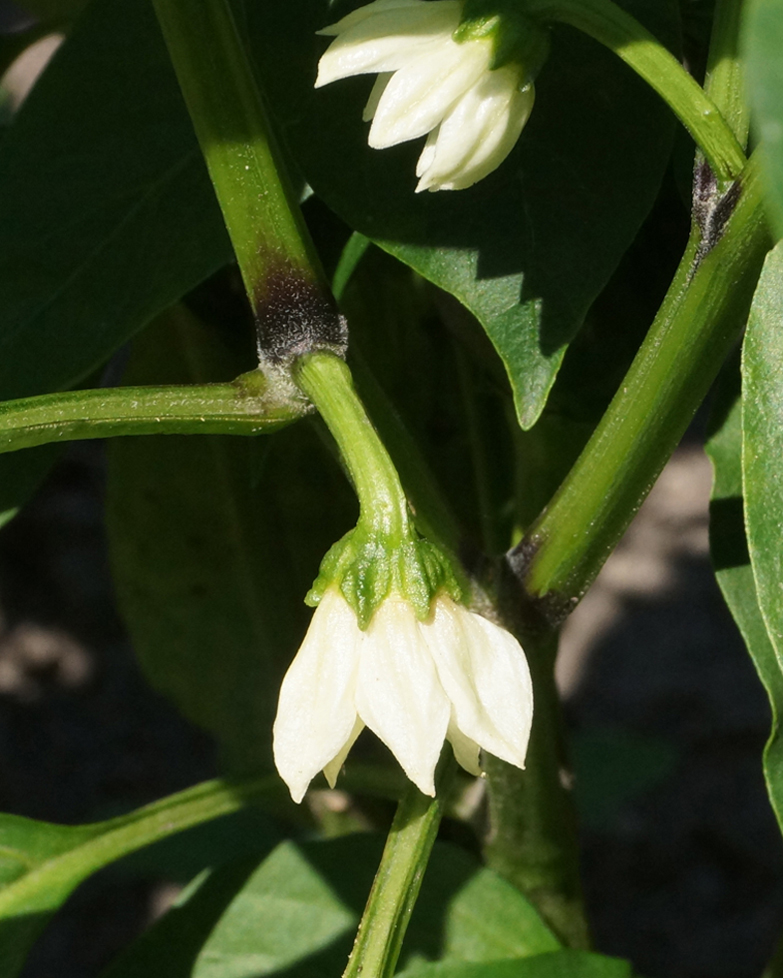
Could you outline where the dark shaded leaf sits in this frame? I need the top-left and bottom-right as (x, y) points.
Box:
(0, 0), (230, 403)
(105, 306), (305, 775)
(253, 0), (679, 426)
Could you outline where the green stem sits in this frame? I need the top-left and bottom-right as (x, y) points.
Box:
(525, 0), (746, 182)
(0, 776), (283, 921)
(515, 152), (770, 620)
(703, 0), (748, 148)
(342, 775), (449, 978)
(0, 374), (301, 454)
(350, 349), (462, 554)
(484, 630), (588, 948)
(295, 353), (410, 542)
(152, 0), (343, 362)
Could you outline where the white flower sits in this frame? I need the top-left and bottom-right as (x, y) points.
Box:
(273, 588), (534, 801)
(315, 0), (535, 192)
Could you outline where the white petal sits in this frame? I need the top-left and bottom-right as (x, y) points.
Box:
(355, 597), (450, 796)
(273, 590), (362, 803)
(363, 72), (393, 122)
(368, 38), (490, 149)
(318, 0), (435, 37)
(315, 5), (461, 87)
(322, 716), (365, 788)
(447, 718), (482, 776)
(416, 71), (534, 192)
(422, 596), (533, 770)
(415, 126), (438, 177)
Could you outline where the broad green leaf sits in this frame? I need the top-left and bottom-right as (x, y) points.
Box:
(742, 243), (783, 648)
(735, 240), (783, 825)
(743, 0), (783, 238)
(0, 0), (230, 404)
(253, 0), (679, 426)
(706, 367), (783, 829)
(0, 778), (278, 978)
(0, 0), (676, 431)
(429, 858), (560, 963)
(397, 951), (632, 978)
(105, 306), (309, 775)
(101, 835), (558, 978)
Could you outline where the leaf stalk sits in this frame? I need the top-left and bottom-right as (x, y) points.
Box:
(525, 0), (747, 182)
(0, 376), (301, 455)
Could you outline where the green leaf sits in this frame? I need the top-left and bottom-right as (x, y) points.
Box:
(743, 0), (783, 238)
(101, 835), (558, 978)
(733, 239), (783, 826)
(742, 242), (783, 647)
(426, 857), (560, 963)
(0, 0), (675, 430)
(253, 0), (679, 426)
(397, 951), (632, 978)
(0, 778), (278, 978)
(0, 0), (231, 404)
(105, 306), (308, 775)
(706, 372), (783, 829)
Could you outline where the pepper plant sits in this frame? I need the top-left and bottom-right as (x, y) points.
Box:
(1, 0), (783, 974)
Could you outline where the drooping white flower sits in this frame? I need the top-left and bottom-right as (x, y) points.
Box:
(273, 588), (534, 802)
(315, 0), (536, 192)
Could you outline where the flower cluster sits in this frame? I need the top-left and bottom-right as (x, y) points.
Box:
(273, 586), (533, 801)
(315, 0), (538, 192)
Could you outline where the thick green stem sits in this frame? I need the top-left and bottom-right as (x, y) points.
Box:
(515, 153), (770, 620)
(0, 374), (300, 454)
(295, 353), (411, 542)
(152, 0), (343, 363)
(525, 0), (746, 182)
(485, 630), (588, 948)
(342, 773), (449, 978)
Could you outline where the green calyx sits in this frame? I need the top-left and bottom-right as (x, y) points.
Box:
(454, 1), (550, 78)
(306, 524), (464, 629)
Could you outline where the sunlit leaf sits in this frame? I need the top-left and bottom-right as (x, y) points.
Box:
(743, 0), (783, 238)
(102, 835), (559, 978)
(730, 240), (783, 826)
